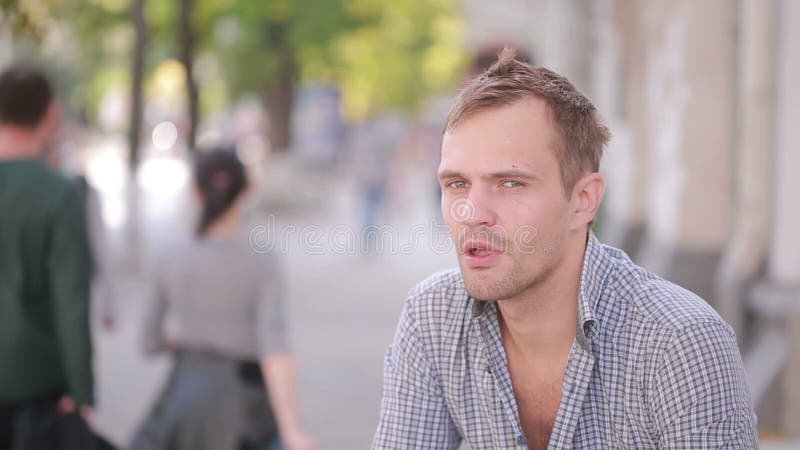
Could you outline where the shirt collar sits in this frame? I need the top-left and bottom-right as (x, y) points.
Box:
(577, 230), (613, 342)
(470, 231), (613, 343)
(471, 297), (486, 318)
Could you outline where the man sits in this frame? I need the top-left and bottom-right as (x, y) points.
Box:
(0, 65), (94, 447)
(373, 48), (757, 449)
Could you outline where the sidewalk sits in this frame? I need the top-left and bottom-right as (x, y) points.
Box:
(90, 174), (455, 449)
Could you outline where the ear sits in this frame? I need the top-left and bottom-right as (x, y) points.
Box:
(192, 185), (204, 205)
(569, 172), (605, 231)
(39, 101), (61, 145)
(240, 184), (253, 199)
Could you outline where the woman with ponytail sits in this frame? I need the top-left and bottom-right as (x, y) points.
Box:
(130, 149), (315, 450)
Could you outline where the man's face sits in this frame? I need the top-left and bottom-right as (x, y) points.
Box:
(439, 97), (574, 302)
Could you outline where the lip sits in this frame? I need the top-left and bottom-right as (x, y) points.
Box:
(462, 239), (503, 268)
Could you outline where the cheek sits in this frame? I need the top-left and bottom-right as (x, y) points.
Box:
(441, 195), (454, 224)
(500, 196), (566, 246)
(441, 193), (472, 226)
(440, 196), (461, 234)
(500, 197), (545, 227)
(508, 189), (569, 221)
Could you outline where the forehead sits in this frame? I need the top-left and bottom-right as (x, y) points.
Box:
(439, 97), (559, 176)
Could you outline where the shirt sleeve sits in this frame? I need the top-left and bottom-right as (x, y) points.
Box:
(255, 254), (289, 359)
(372, 296), (461, 450)
(47, 183), (94, 406)
(651, 321), (758, 449)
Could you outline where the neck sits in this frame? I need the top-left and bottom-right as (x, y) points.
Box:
(497, 231), (588, 360)
(205, 205), (242, 237)
(0, 127), (43, 160)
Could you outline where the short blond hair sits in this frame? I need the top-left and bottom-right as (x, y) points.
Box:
(444, 47), (610, 195)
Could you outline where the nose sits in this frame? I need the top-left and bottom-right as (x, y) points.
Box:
(450, 188), (497, 229)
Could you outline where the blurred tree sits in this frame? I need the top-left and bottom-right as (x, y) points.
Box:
(178, 0), (198, 151)
(0, 0), (142, 164)
(0, 0), (57, 40)
(1, 0), (468, 156)
(332, 0), (468, 121)
(200, 0), (358, 153)
(199, 0), (468, 150)
(130, 0), (147, 169)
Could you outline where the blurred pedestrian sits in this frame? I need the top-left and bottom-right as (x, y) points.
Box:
(130, 149), (314, 450)
(346, 114), (405, 253)
(0, 66), (96, 447)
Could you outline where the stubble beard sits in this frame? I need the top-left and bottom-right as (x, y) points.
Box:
(460, 250), (555, 302)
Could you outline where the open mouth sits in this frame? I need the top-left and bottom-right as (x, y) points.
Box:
(468, 246), (495, 256)
(464, 240), (502, 260)
(463, 240), (503, 268)
(464, 239), (500, 255)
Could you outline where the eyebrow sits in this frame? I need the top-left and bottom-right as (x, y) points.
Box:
(437, 169), (462, 180)
(485, 169), (540, 181)
(438, 168), (540, 181)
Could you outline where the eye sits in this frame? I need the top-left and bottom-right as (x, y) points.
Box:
(501, 180), (523, 188)
(446, 180), (468, 190)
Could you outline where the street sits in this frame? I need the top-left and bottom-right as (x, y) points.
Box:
(90, 172), (455, 449)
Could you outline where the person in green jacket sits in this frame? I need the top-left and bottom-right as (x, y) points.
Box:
(0, 65), (94, 448)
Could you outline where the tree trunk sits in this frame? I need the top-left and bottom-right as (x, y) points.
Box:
(127, 0), (146, 272)
(129, 0), (146, 169)
(178, 0), (198, 152)
(264, 21), (296, 153)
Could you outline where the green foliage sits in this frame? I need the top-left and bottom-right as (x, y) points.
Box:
(2, 0), (469, 124)
(0, 0), (59, 40)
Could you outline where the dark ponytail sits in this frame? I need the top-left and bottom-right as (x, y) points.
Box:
(194, 148), (247, 236)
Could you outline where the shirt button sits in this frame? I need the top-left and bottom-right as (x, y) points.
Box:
(515, 435), (527, 446)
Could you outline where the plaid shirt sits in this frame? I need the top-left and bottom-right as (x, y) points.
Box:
(374, 232), (757, 449)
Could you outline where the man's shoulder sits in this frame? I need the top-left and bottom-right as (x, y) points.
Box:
(397, 269), (474, 359)
(39, 166), (85, 210)
(2, 159), (76, 190)
(590, 245), (755, 447)
(605, 246), (731, 336)
(405, 268), (471, 323)
(6, 162), (84, 219)
(409, 268), (464, 298)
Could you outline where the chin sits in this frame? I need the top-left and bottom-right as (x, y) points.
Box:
(461, 269), (516, 302)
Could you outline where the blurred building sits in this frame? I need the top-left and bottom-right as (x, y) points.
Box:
(464, 0), (799, 442)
